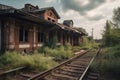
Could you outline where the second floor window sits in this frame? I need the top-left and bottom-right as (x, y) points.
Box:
(19, 27), (29, 42)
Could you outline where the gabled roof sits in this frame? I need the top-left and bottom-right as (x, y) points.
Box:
(32, 7), (60, 19)
(55, 23), (86, 35)
(0, 8), (56, 27)
(0, 4), (14, 10)
(0, 5), (85, 36)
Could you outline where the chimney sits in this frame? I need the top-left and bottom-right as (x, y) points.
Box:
(25, 4), (31, 11)
(63, 20), (74, 27)
(24, 4), (39, 12)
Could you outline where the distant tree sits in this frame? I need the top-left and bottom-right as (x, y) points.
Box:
(113, 7), (120, 28)
(102, 20), (120, 46)
(102, 20), (112, 46)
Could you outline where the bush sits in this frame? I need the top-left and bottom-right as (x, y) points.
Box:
(64, 43), (72, 50)
(114, 51), (120, 57)
(90, 45), (120, 79)
(0, 52), (57, 71)
(0, 51), (24, 69)
(80, 37), (99, 49)
(38, 45), (73, 62)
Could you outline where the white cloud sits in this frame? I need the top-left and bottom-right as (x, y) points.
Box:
(44, 0), (55, 3)
(87, 0), (119, 19)
(59, 0), (120, 39)
(74, 0), (90, 7)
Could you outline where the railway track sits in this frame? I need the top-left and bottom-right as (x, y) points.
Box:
(28, 48), (101, 80)
(0, 66), (38, 80)
(0, 49), (101, 80)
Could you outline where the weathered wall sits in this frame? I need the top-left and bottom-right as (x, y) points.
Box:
(44, 10), (58, 23)
(2, 17), (83, 52)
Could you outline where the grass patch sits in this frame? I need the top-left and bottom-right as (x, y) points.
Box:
(90, 45), (120, 80)
(0, 51), (57, 71)
(0, 44), (77, 72)
(38, 44), (73, 62)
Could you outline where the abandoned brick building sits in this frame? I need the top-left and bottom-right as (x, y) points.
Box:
(0, 4), (85, 52)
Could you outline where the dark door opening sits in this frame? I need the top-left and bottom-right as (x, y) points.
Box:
(0, 20), (1, 51)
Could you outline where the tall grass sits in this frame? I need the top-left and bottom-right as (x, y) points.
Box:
(90, 45), (120, 79)
(0, 44), (74, 71)
(0, 44), (73, 71)
(0, 51), (57, 71)
(38, 44), (73, 62)
(80, 37), (99, 49)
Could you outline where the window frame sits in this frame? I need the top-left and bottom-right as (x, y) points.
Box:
(19, 26), (29, 43)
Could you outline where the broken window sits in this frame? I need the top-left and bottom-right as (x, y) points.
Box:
(57, 31), (61, 42)
(67, 34), (69, 43)
(38, 32), (44, 43)
(41, 33), (44, 42)
(52, 20), (55, 22)
(38, 32), (40, 42)
(19, 27), (29, 42)
(48, 17), (51, 21)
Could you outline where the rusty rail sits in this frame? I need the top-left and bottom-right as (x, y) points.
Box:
(0, 66), (26, 80)
(0, 48), (100, 80)
(79, 48), (101, 80)
(0, 66), (25, 76)
(28, 49), (91, 80)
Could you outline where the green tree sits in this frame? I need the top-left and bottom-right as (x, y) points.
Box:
(103, 20), (120, 46)
(113, 7), (120, 28)
(103, 20), (112, 46)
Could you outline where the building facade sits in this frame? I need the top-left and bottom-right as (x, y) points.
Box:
(0, 4), (85, 52)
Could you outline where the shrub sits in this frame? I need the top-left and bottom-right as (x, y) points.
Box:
(114, 51), (120, 57)
(38, 45), (73, 62)
(0, 51), (25, 69)
(90, 45), (120, 79)
(64, 43), (72, 50)
(80, 37), (99, 49)
(0, 52), (57, 71)
(26, 54), (57, 71)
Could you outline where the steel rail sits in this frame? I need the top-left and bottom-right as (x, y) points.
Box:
(79, 48), (101, 80)
(0, 66), (25, 76)
(28, 49), (91, 80)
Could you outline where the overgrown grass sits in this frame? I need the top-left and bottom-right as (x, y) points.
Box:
(0, 44), (78, 72)
(0, 51), (57, 71)
(38, 44), (73, 62)
(79, 37), (99, 49)
(72, 46), (81, 52)
(0, 44), (73, 72)
(72, 42), (98, 53)
(90, 45), (120, 80)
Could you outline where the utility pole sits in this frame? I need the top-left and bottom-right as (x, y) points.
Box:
(92, 28), (94, 40)
(91, 28), (94, 48)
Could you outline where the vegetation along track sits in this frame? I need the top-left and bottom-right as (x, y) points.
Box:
(28, 48), (101, 80)
(0, 66), (38, 80)
(0, 49), (101, 80)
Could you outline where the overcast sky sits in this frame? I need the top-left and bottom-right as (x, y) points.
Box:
(0, 0), (120, 39)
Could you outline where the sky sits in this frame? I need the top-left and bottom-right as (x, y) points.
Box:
(0, 0), (120, 39)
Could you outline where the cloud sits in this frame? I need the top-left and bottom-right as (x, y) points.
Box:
(60, 0), (119, 21)
(44, 0), (55, 3)
(60, 0), (108, 21)
(60, 0), (106, 15)
(59, 0), (120, 39)
(86, 15), (104, 21)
